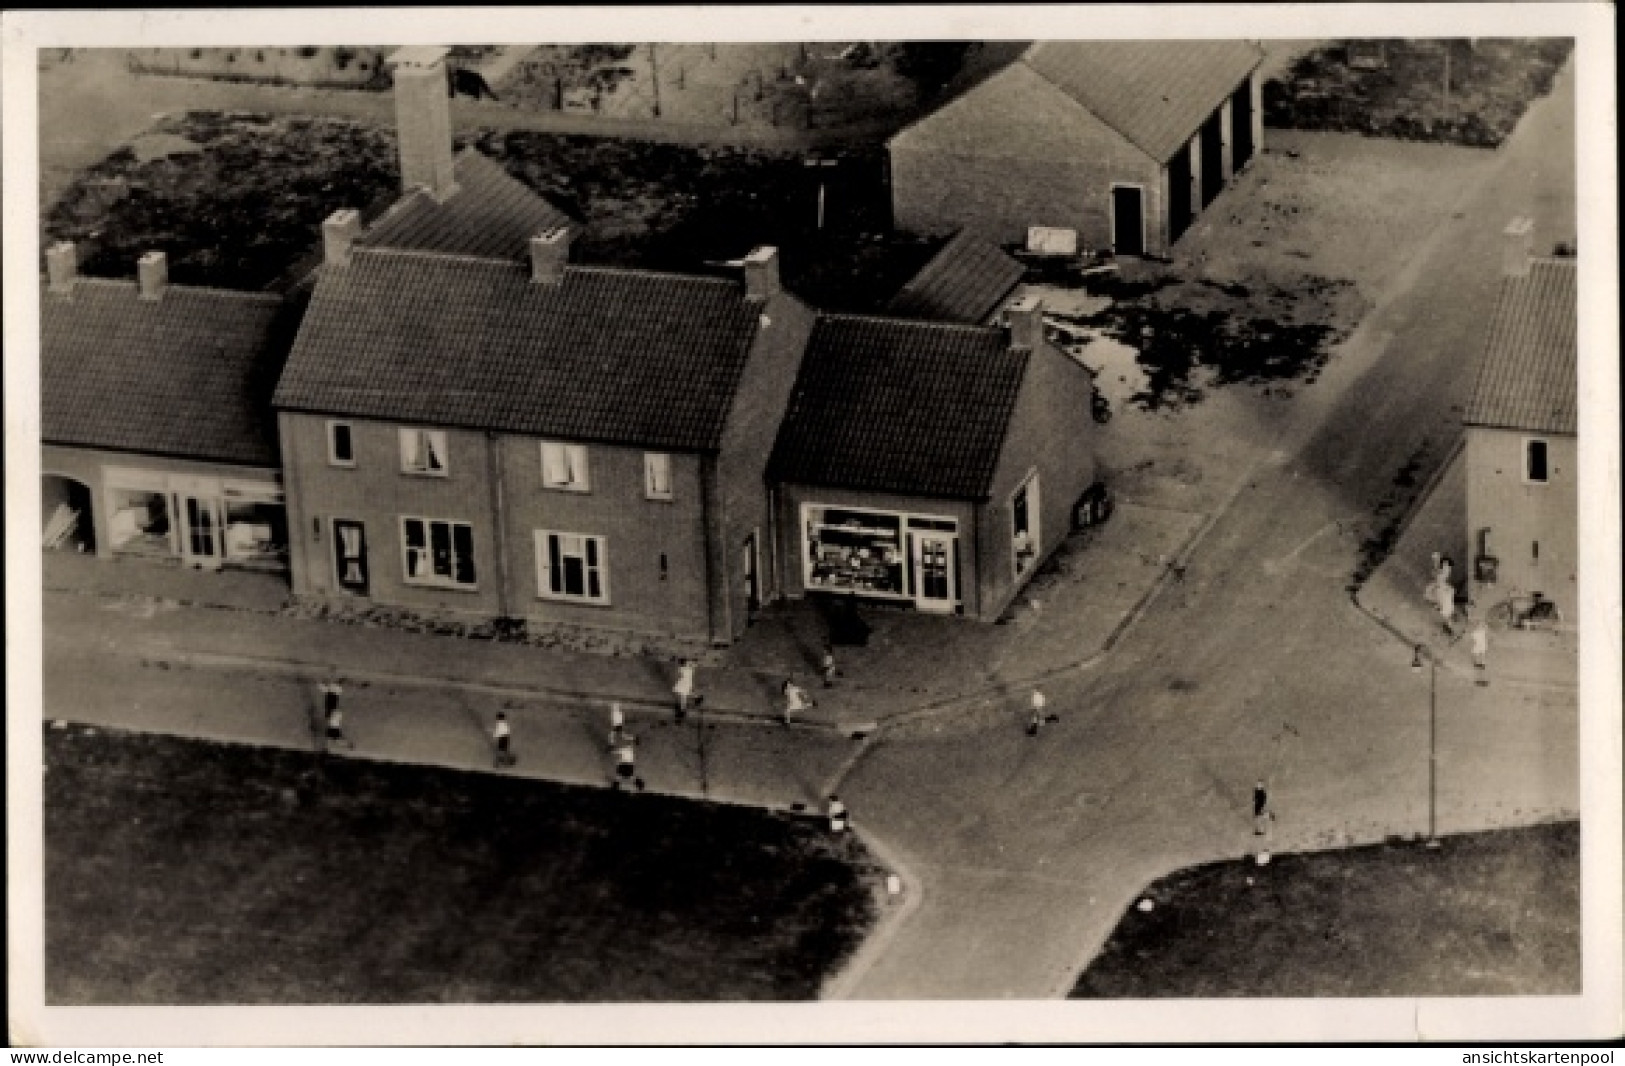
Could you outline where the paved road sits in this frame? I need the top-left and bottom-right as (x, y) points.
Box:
(835, 62), (1579, 1000)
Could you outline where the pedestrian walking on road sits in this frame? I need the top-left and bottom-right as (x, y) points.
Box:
(491, 712), (514, 768)
(673, 660), (702, 723)
(1470, 619), (1489, 673)
(827, 795), (849, 834)
(1027, 689), (1056, 736)
(821, 643), (840, 688)
(610, 733), (644, 791)
(324, 702), (353, 752)
(1253, 780), (1274, 836)
(608, 702), (626, 745)
(782, 678), (814, 727)
(1434, 578), (1458, 637)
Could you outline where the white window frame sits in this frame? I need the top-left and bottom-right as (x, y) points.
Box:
(1011, 470), (1041, 578)
(327, 421), (356, 468)
(399, 515), (477, 590)
(398, 427), (449, 477)
(644, 452), (673, 501)
(1523, 437), (1550, 485)
(536, 530), (611, 605)
(541, 441), (591, 492)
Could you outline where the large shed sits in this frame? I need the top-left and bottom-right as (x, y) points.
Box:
(889, 40), (1265, 257)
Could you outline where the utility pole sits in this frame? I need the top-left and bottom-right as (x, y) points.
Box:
(1413, 644), (1441, 847)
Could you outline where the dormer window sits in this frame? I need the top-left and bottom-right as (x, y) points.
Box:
(541, 441), (590, 492)
(400, 428), (448, 476)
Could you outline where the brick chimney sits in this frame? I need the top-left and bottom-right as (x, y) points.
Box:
(323, 208), (363, 268)
(388, 46), (458, 202)
(529, 226), (572, 285)
(743, 246), (780, 300)
(1006, 294), (1044, 350)
(1503, 216), (1534, 278)
(46, 241), (77, 293)
(137, 250), (168, 301)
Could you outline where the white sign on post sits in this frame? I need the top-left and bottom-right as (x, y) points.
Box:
(1026, 226), (1078, 257)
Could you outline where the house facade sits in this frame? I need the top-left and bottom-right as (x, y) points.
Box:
(41, 243), (295, 571)
(769, 298), (1099, 620)
(1463, 226), (1577, 613)
(274, 232), (814, 644)
(889, 40), (1264, 257)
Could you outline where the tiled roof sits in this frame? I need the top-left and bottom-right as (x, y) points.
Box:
(1022, 40), (1263, 162)
(885, 231), (1027, 324)
(1464, 258), (1577, 434)
(356, 149), (576, 260)
(769, 314), (1028, 500)
(41, 280), (290, 466)
(274, 247), (766, 452)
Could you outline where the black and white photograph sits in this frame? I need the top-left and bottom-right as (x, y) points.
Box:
(4, 4), (1619, 1048)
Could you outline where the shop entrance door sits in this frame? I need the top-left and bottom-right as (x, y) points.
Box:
(179, 495), (222, 568)
(910, 533), (956, 612)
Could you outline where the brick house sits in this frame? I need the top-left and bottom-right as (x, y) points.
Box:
(768, 297), (1098, 620)
(40, 243), (297, 570)
(1463, 221), (1577, 613)
(273, 231), (814, 644)
(889, 40), (1265, 256)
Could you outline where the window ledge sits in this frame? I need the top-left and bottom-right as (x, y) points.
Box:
(537, 593), (612, 607)
(403, 579), (480, 593)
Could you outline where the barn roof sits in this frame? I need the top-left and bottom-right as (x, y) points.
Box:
(1021, 40), (1264, 162)
(1464, 258), (1577, 435)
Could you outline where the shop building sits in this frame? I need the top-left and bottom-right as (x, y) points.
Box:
(768, 297), (1099, 619)
(41, 243), (295, 570)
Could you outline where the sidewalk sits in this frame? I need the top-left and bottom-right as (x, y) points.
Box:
(1354, 445), (1577, 691)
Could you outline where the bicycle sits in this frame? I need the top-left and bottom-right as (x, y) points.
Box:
(1484, 587), (1564, 631)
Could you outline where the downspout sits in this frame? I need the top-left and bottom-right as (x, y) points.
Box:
(486, 431), (512, 619)
(701, 454), (732, 644)
(277, 411), (309, 593)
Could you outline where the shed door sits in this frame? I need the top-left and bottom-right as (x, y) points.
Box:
(1231, 82), (1255, 171)
(1168, 145), (1195, 244)
(1111, 185), (1145, 257)
(1200, 112), (1225, 207)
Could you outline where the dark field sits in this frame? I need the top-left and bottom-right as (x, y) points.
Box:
(1073, 823), (1580, 998)
(46, 725), (879, 1004)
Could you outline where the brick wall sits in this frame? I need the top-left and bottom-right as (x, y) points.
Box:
(713, 289), (817, 640)
(1464, 427), (1577, 610)
(975, 340), (1098, 620)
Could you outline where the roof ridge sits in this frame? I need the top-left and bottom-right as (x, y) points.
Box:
(567, 263), (743, 289)
(41, 276), (283, 304)
(817, 310), (1004, 336)
(352, 244), (521, 269)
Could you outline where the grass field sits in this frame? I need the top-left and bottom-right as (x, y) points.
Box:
(46, 725), (879, 1004)
(1072, 823), (1580, 997)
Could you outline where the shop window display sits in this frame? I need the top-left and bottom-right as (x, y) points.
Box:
(805, 507), (906, 597)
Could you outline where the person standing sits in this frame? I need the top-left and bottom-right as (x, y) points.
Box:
(324, 700), (352, 752)
(610, 733), (643, 791)
(782, 678), (813, 727)
(1434, 577), (1457, 637)
(1470, 619), (1489, 672)
(1253, 781), (1274, 836)
(826, 795), (849, 834)
(821, 644), (840, 688)
(491, 711), (513, 768)
(1027, 689), (1054, 736)
(608, 702), (626, 745)
(672, 660), (701, 723)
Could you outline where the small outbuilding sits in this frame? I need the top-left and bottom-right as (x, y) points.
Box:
(889, 40), (1265, 257)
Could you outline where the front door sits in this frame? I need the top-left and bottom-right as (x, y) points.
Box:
(910, 533), (957, 612)
(180, 495), (222, 568)
(333, 519), (369, 595)
(1111, 185), (1145, 257)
